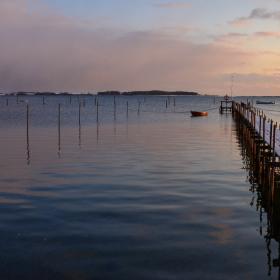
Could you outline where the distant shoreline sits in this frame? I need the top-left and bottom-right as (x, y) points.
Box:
(1, 92), (279, 97)
(98, 90), (199, 96)
(0, 90), (200, 96)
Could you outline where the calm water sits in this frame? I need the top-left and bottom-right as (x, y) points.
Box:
(0, 95), (280, 279)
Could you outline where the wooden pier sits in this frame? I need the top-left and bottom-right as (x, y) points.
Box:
(232, 101), (280, 208)
(233, 101), (280, 274)
(236, 116), (280, 275)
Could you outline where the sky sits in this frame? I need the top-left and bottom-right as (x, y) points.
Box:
(1, 0), (280, 95)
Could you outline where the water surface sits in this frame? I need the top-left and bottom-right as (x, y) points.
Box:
(0, 95), (279, 279)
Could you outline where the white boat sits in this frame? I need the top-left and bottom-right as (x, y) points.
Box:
(256, 100), (275, 105)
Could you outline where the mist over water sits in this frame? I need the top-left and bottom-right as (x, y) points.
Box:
(0, 95), (280, 279)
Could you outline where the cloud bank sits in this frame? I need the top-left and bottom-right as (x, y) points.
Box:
(0, 0), (279, 95)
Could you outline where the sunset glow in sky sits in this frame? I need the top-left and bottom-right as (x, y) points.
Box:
(1, 0), (280, 95)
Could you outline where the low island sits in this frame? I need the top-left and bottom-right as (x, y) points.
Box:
(98, 90), (199, 96)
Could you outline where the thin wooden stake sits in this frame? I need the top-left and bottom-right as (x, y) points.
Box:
(58, 103), (61, 153)
(96, 99), (99, 123)
(79, 102), (81, 127)
(138, 101), (141, 115)
(126, 101), (129, 118)
(114, 96), (116, 121)
(26, 103), (29, 139)
(26, 103), (30, 165)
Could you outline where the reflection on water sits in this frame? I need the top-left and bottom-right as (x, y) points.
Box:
(58, 104), (61, 156)
(26, 103), (31, 165)
(1, 95), (280, 279)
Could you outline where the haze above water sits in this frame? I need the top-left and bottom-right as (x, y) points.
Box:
(0, 95), (280, 279)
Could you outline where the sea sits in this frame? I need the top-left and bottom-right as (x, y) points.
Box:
(0, 94), (280, 279)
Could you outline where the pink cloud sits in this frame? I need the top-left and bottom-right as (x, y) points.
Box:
(254, 31), (280, 38)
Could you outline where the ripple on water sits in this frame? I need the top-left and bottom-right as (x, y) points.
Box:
(0, 95), (275, 279)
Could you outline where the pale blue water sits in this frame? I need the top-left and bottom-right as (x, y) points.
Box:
(0, 95), (279, 279)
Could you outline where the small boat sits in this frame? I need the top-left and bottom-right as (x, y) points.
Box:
(191, 111), (208, 117)
(256, 100), (275, 105)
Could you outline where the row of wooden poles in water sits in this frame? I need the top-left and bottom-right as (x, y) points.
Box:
(4, 95), (177, 110)
(24, 95), (179, 135)
(25, 101), (93, 164)
(23, 95), (178, 164)
(232, 101), (280, 220)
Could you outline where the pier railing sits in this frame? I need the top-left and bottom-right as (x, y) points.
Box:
(232, 101), (280, 157)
